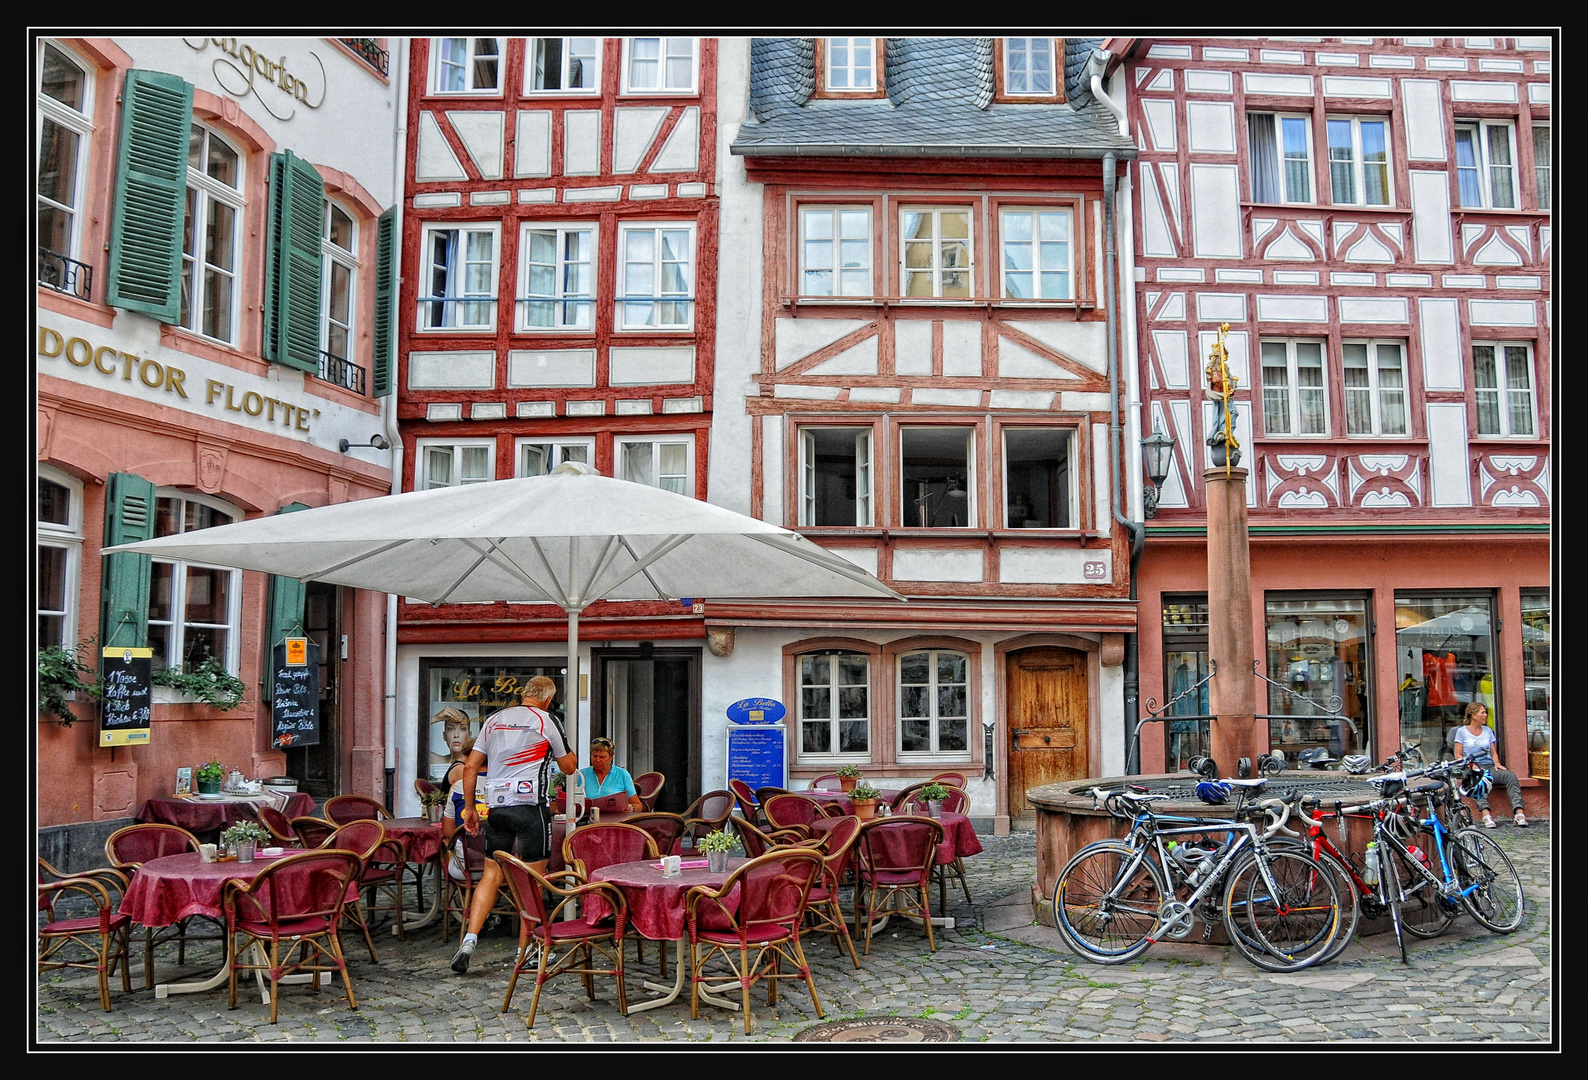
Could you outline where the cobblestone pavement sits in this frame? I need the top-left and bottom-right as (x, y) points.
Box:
(36, 821), (1552, 1046)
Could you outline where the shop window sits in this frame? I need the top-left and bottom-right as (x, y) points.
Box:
(1394, 595), (1497, 761)
(1002, 427), (1074, 528)
(1520, 589), (1550, 776)
(418, 440), (495, 489)
(147, 492), (241, 676)
(799, 427), (873, 527)
(901, 427), (973, 527)
(798, 650), (870, 757)
(36, 40), (93, 296)
(527, 37), (600, 93)
(37, 468), (82, 649)
(1161, 596), (1210, 771)
(422, 660), (567, 783)
(898, 649), (970, 757)
(1266, 595), (1371, 761)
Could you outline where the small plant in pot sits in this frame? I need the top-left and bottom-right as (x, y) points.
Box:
(696, 828), (738, 873)
(849, 781), (883, 820)
(221, 820), (270, 862)
(195, 760), (227, 795)
(836, 764), (864, 792)
(419, 787), (449, 822)
(916, 782), (951, 818)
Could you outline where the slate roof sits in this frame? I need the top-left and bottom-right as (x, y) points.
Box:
(733, 37), (1135, 160)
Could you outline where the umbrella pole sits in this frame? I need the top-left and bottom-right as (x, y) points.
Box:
(568, 606), (584, 766)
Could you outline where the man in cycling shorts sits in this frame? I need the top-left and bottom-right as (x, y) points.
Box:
(451, 675), (577, 974)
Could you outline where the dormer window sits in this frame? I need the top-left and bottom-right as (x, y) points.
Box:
(825, 37), (877, 92)
(1001, 38), (1059, 98)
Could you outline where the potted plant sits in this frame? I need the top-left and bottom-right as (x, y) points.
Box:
(195, 760), (227, 796)
(697, 828), (738, 873)
(917, 782), (950, 818)
(419, 786), (449, 824)
(221, 820), (270, 863)
(837, 764), (864, 793)
(849, 781), (883, 821)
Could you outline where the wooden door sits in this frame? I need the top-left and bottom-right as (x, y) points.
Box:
(1006, 647), (1089, 817)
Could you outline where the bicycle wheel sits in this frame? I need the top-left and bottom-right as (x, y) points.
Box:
(1397, 836), (1457, 939)
(1267, 840), (1360, 964)
(1221, 849), (1341, 972)
(1381, 837), (1408, 964)
(1053, 842), (1165, 964)
(1453, 828), (1526, 932)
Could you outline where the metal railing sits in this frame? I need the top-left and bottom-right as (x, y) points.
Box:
(339, 38), (389, 77)
(318, 351), (367, 395)
(37, 247), (92, 301)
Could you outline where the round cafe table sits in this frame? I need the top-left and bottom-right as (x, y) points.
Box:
(375, 817), (445, 933)
(137, 792), (317, 844)
(583, 857), (745, 1013)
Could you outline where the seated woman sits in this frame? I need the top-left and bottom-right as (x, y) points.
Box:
(1453, 701), (1527, 828)
(575, 737), (643, 814)
(443, 738), (482, 883)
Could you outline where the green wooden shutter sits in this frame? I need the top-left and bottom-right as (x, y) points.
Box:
(372, 206), (397, 397)
(106, 70), (193, 321)
(263, 150), (325, 372)
(101, 472), (157, 650)
(265, 504), (310, 701)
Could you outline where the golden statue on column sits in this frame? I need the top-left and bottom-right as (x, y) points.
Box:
(1204, 322), (1240, 472)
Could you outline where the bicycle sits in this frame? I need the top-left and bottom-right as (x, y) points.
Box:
(1053, 779), (1342, 972)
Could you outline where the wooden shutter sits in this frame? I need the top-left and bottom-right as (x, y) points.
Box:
(263, 150), (325, 372)
(106, 70), (192, 321)
(265, 503), (310, 701)
(372, 206), (396, 397)
(100, 472), (157, 649)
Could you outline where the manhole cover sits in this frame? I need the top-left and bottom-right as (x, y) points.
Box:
(793, 1016), (960, 1043)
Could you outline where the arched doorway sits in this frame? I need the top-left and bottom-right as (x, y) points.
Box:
(1006, 647), (1088, 821)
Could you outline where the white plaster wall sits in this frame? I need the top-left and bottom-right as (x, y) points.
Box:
(1410, 171), (1454, 263)
(515, 111), (552, 177)
(700, 629), (785, 792)
(1427, 403), (1473, 506)
(507, 349), (596, 388)
(1000, 547), (1112, 585)
(1418, 299), (1464, 390)
(892, 548), (984, 582)
(1189, 164), (1243, 258)
(564, 111), (602, 175)
(1004, 321), (1107, 372)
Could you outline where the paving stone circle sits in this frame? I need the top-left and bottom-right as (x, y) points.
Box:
(793, 1015), (960, 1042)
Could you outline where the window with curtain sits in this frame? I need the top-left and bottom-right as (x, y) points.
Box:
(799, 206), (873, 297)
(1327, 116), (1391, 206)
(1532, 125), (1550, 210)
(1454, 120), (1517, 209)
(1342, 340), (1408, 436)
(1248, 112), (1313, 203)
(432, 37), (501, 93)
(517, 439), (593, 477)
(419, 441), (494, 489)
(1260, 339), (1327, 436)
(147, 493), (240, 675)
(519, 223), (594, 330)
(419, 224), (498, 329)
(617, 436), (693, 495)
(625, 37), (697, 93)
(799, 651), (871, 757)
(528, 37), (599, 92)
(1471, 343), (1536, 437)
(618, 223), (694, 329)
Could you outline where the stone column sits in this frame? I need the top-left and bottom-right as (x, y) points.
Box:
(1204, 466), (1261, 771)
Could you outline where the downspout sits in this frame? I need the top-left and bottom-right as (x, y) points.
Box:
(1094, 57), (1146, 775)
(382, 39), (408, 812)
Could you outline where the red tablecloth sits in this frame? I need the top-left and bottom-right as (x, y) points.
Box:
(825, 812), (980, 866)
(803, 789), (902, 815)
(550, 810), (638, 872)
(137, 793), (317, 841)
(585, 858), (744, 941)
(119, 850), (324, 927)
(379, 817), (445, 863)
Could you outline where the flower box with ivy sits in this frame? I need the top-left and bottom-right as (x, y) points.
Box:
(152, 655), (246, 710)
(37, 638), (103, 726)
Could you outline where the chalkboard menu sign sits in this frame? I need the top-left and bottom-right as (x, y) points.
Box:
(725, 723), (786, 793)
(100, 646), (152, 747)
(270, 639), (321, 749)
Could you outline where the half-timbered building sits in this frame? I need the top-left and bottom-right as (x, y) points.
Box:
(1112, 35), (1551, 815)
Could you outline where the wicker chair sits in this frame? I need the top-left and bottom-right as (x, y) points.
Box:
(762, 793), (831, 835)
(633, 772), (666, 812)
(323, 795), (391, 825)
(104, 823), (211, 984)
(321, 820), (391, 961)
(291, 816), (337, 848)
(928, 771), (969, 789)
(561, 822), (657, 882)
(730, 815), (808, 857)
(808, 773), (842, 790)
(680, 790), (735, 849)
(38, 858), (133, 1011)
(257, 807), (299, 847)
(438, 829), (518, 943)
(803, 815), (862, 968)
(853, 816), (945, 954)
(728, 778), (761, 823)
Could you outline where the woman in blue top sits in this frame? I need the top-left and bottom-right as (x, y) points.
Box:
(578, 737), (643, 812)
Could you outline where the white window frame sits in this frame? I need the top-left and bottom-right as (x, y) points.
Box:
(621, 37), (698, 95)
(517, 222), (596, 332)
(1342, 339), (1409, 437)
(148, 490), (242, 677)
(899, 206), (974, 300)
(999, 207), (1074, 300)
(1248, 112), (1315, 205)
(36, 39), (93, 273)
(1454, 120), (1518, 210)
(1532, 124), (1550, 211)
(1003, 37), (1058, 97)
(417, 222), (500, 331)
(1259, 338), (1329, 437)
(417, 439), (496, 490)
(515, 438), (596, 477)
(1471, 341), (1537, 438)
(525, 37), (602, 95)
(430, 37), (504, 95)
(797, 650), (872, 760)
(824, 37), (877, 92)
(1001, 426), (1078, 529)
(799, 427), (874, 527)
(899, 426), (976, 528)
(617, 222), (695, 331)
(897, 648), (972, 760)
(37, 466), (83, 651)
(1326, 115), (1393, 207)
(181, 123), (244, 344)
(798, 205), (874, 298)
(320, 200), (358, 376)
(615, 435), (695, 496)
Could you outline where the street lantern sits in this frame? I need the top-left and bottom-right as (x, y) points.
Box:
(1141, 426), (1176, 518)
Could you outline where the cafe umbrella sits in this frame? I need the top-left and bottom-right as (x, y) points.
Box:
(103, 462), (903, 760)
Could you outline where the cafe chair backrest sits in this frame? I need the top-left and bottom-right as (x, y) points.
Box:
(225, 848), (361, 927)
(257, 807), (299, 846)
(928, 771), (969, 789)
(688, 848), (823, 939)
(323, 819), (387, 863)
(730, 814), (806, 857)
(621, 812), (687, 858)
(563, 822), (657, 880)
(291, 816), (336, 849)
(728, 778), (759, 818)
(105, 823), (201, 870)
(324, 795), (389, 825)
(857, 816), (944, 878)
(809, 773), (841, 790)
(754, 786), (790, 807)
(633, 772), (665, 811)
(762, 793), (825, 832)
(684, 790), (734, 826)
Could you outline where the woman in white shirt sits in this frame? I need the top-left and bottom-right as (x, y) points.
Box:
(1453, 702), (1527, 828)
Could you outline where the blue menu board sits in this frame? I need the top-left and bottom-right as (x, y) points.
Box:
(725, 723), (786, 792)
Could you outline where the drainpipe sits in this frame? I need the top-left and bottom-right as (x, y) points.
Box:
(1097, 63), (1146, 776)
(382, 39), (408, 812)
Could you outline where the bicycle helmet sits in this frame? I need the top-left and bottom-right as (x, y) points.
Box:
(1384, 804), (1421, 840)
(1341, 754), (1371, 775)
(1195, 780), (1232, 805)
(1460, 769), (1494, 800)
(1298, 747), (1335, 769)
